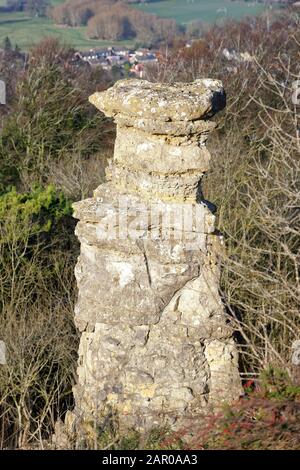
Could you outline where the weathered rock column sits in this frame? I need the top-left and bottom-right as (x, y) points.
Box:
(72, 79), (241, 433)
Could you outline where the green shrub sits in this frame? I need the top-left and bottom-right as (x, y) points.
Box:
(0, 185), (72, 241)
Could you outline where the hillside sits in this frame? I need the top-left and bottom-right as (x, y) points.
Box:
(134, 0), (266, 24)
(0, 0), (268, 50)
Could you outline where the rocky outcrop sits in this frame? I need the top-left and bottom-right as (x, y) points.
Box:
(71, 79), (242, 434)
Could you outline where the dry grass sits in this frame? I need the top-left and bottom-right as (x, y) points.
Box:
(0, 204), (79, 449)
(208, 62), (300, 377)
(147, 12), (300, 379)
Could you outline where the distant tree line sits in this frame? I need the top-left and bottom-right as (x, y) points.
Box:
(50, 0), (181, 44)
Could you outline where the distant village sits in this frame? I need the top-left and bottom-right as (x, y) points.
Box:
(71, 41), (257, 79)
(73, 46), (158, 78)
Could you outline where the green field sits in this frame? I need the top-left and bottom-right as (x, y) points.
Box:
(135, 0), (266, 24)
(0, 13), (133, 50)
(0, 0), (270, 51)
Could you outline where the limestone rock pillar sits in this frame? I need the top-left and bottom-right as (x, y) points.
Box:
(72, 79), (242, 433)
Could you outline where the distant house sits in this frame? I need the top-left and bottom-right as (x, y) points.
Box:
(135, 48), (150, 55)
(73, 47), (157, 73)
(74, 50), (111, 68)
(113, 47), (133, 56)
(88, 57), (110, 68)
